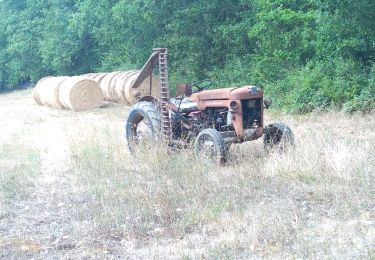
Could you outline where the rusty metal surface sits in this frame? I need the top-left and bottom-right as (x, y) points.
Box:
(229, 86), (263, 100)
(130, 50), (160, 89)
(189, 86), (265, 139)
(133, 48), (171, 141)
(190, 86), (263, 102)
(190, 88), (235, 101)
(243, 127), (264, 141)
(138, 95), (159, 104)
(132, 46), (266, 144)
(157, 48), (172, 141)
(127, 48), (271, 162)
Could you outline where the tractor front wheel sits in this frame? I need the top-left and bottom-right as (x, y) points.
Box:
(125, 101), (161, 154)
(194, 128), (227, 164)
(263, 122), (294, 152)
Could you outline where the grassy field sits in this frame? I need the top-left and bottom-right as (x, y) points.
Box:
(0, 89), (374, 259)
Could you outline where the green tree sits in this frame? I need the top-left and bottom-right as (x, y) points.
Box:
(0, 0), (374, 111)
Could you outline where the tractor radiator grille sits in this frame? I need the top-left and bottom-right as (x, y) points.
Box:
(241, 98), (262, 128)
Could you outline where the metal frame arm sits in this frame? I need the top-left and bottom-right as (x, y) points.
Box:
(130, 50), (161, 89)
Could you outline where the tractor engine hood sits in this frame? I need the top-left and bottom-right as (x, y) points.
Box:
(229, 86), (264, 99)
(190, 86), (263, 102)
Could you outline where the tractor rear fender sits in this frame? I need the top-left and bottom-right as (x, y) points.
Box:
(138, 95), (182, 112)
(138, 95), (159, 104)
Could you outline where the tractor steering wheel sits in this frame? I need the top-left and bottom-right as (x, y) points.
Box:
(192, 79), (213, 93)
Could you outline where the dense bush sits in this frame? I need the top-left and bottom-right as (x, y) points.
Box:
(265, 59), (369, 112)
(0, 0), (374, 112)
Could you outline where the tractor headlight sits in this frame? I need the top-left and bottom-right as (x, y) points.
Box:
(264, 97), (272, 109)
(230, 101), (238, 112)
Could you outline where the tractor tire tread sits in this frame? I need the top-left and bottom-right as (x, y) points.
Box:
(125, 101), (161, 153)
(263, 122), (294, 152)
(194, 128), (227, 164)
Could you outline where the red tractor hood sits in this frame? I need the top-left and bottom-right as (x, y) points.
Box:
(190, 86), (263, 102)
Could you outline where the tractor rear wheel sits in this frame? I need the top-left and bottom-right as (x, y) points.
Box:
(194, 128), (227, 164)
(125, 101), (161, 154)
(263, 122), (294, 152)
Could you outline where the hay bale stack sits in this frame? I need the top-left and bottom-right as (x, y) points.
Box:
(109, 72), (124, 101)
(124, 73), (142, 105)
(34, 76), (68, 108)
(34, 71), (161, 108)
(87, 70), (160, 105)
(92, 73), (107, 84)
(99, 71), (122, 101)
(33, 76), (103, 111)
(32, 76), (53, 105)
(84, 73), (95, 77)
(59, 76), (103, 111)
(115, 70), (139, 104)
(124, 72), (160, 105)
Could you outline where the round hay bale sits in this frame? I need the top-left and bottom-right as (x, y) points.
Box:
(98, 74), (110, 100)
(100, 72), (120, 100)
(32, 88), (42, 105)
(138, 74), (160, 99)
(37, 77), (68, 108)
(108, 74), (120, 101)
(89, 73), (108, 100)
(115, 70), (138, 104)
(108, 71), (123, 101)
(32, 76), (53, 105)
(124, 73), (142, 104)
(92, 73), (107, 83)
(83, 73), (97, 79)
(83, 73), (95, 77)
(115, 70), (139, 104)
(124, 73), (160, 105)
(59, 76), (103, 112)
(86, 73), (101, 80)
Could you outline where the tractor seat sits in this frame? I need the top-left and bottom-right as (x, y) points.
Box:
(170, 97), (198, 113)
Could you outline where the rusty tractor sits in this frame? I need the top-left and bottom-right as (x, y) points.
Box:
(125, 48), (294, 163)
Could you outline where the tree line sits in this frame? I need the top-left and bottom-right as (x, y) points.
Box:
(1, 0), (374, 112)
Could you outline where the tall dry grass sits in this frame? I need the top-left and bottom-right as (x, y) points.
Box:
(68, 113), (375, 258)
(0, 138), (41, 204)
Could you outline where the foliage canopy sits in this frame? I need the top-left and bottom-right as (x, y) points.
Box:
(0, 0), (374, 112)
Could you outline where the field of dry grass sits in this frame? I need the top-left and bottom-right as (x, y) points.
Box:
(0, 89), (374, 259)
